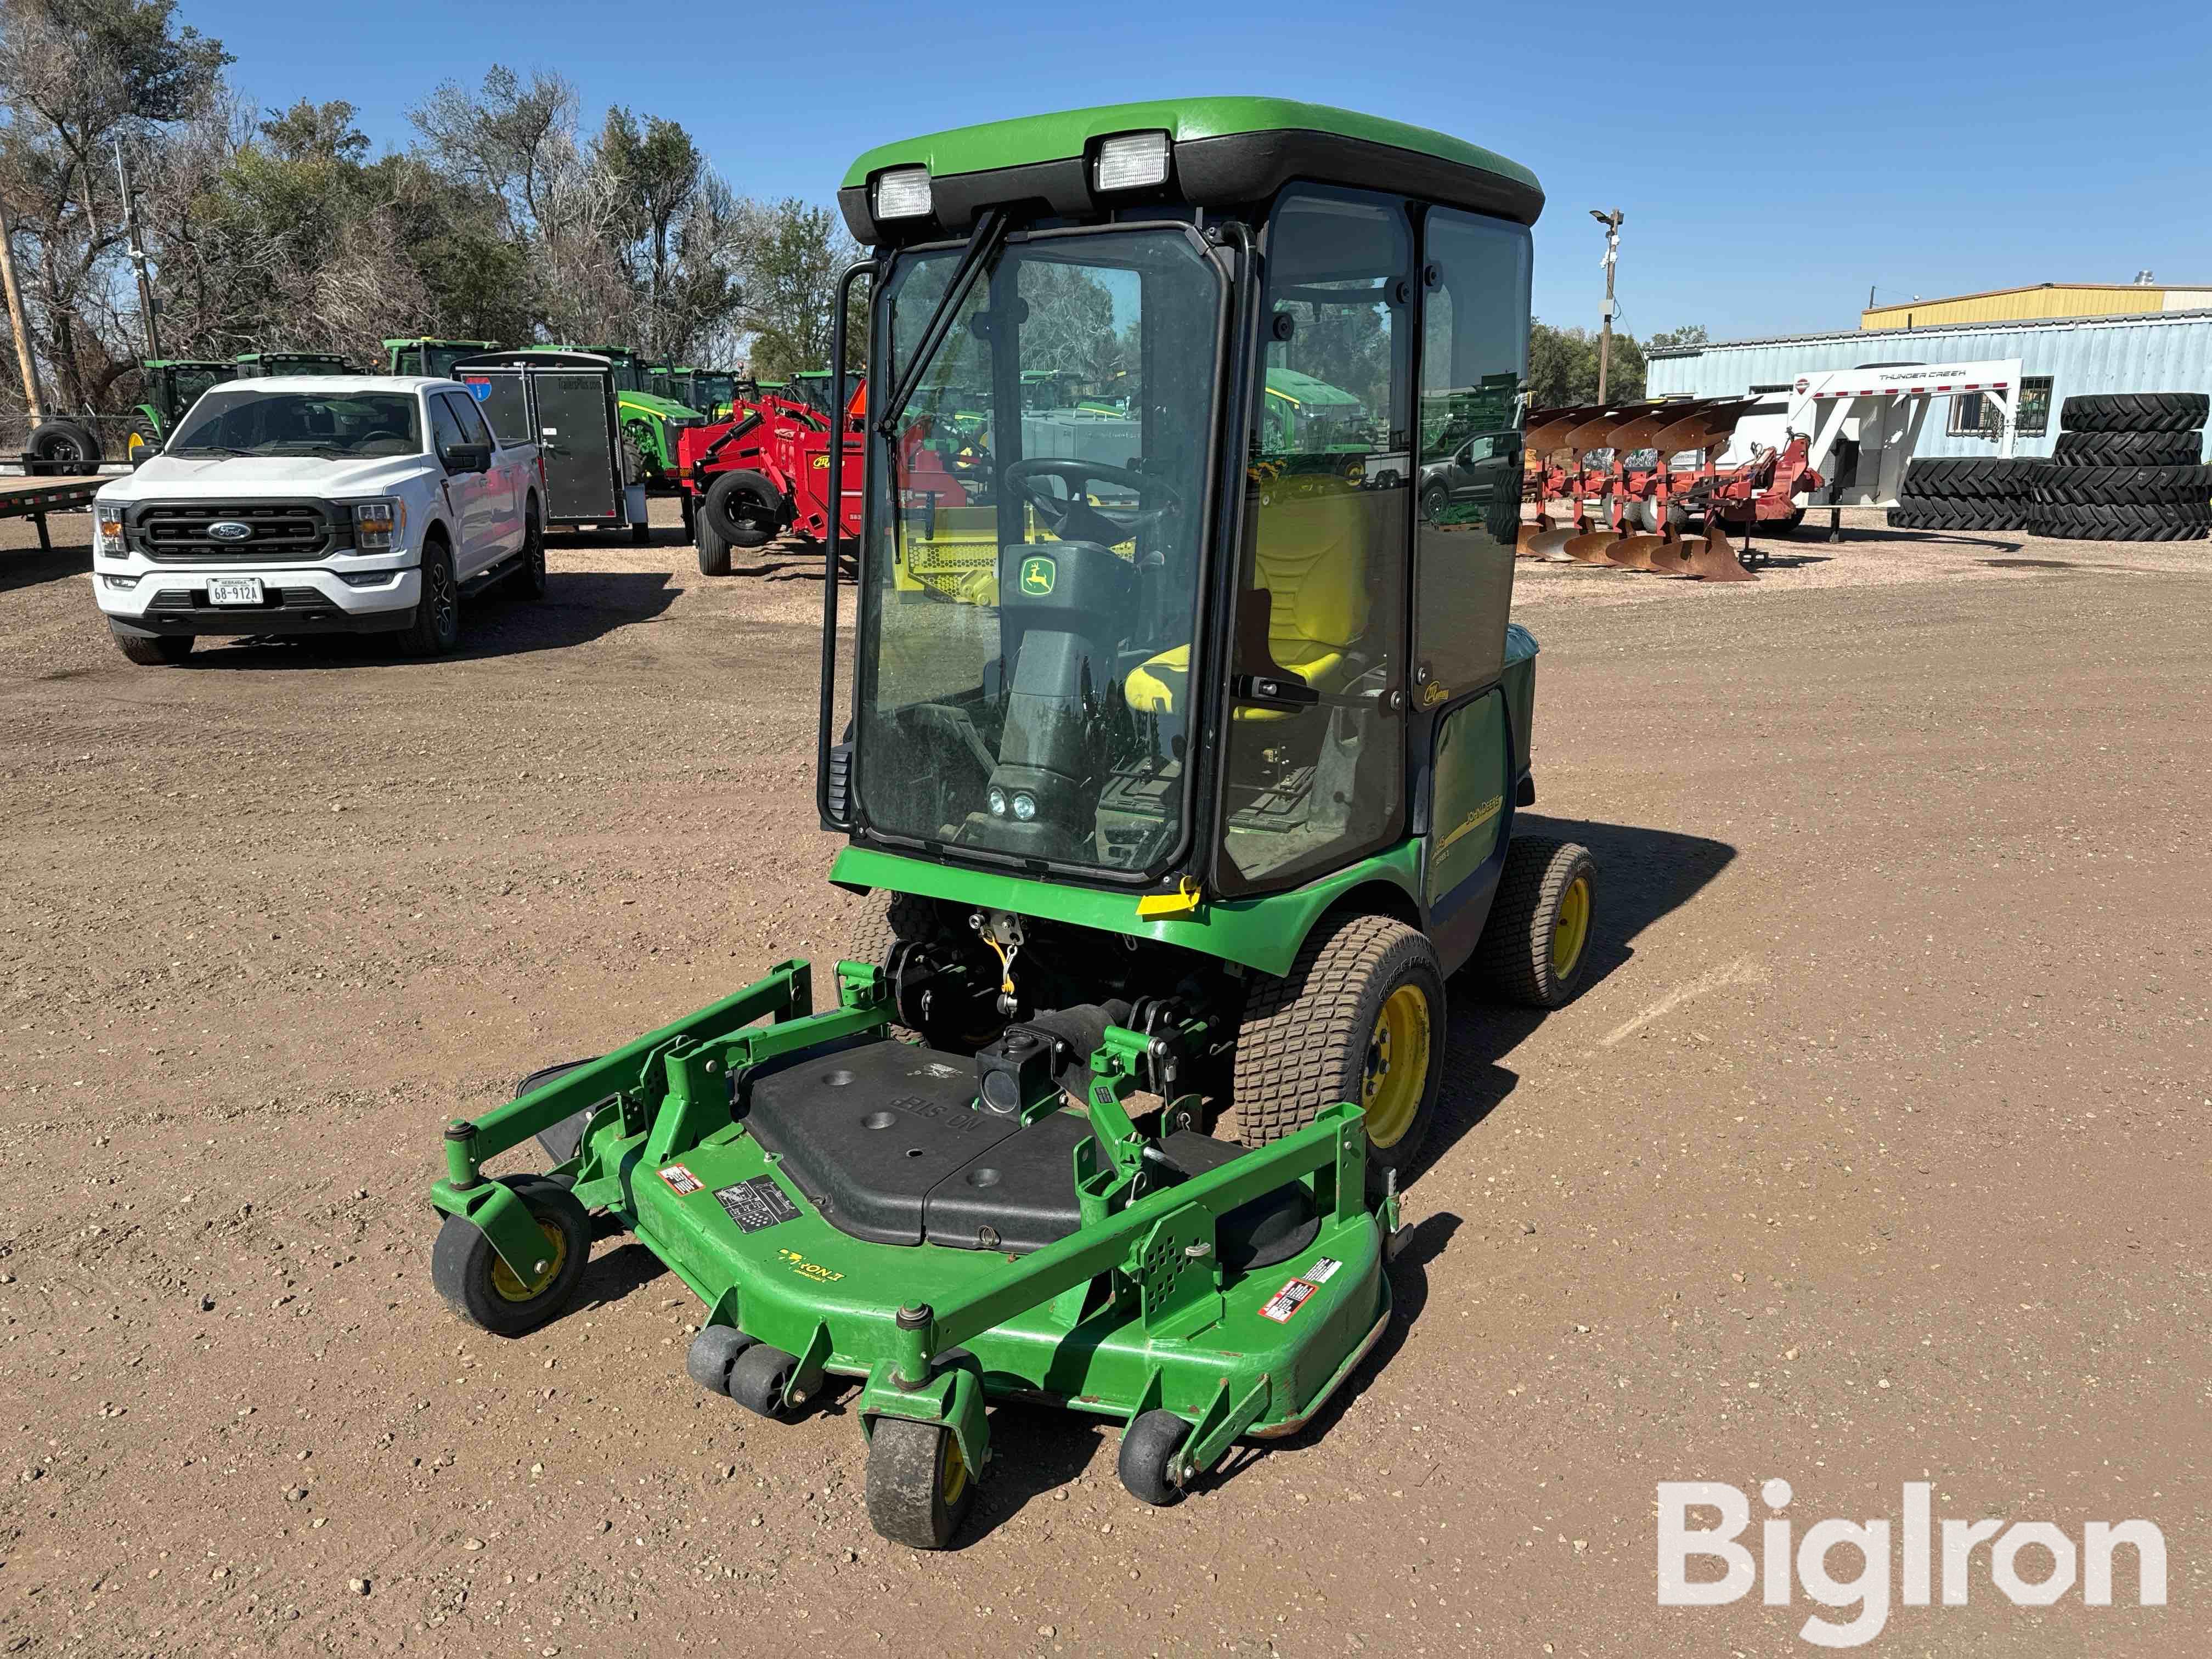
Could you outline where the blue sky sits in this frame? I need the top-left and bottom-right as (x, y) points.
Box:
(194, 0), (2210, 344)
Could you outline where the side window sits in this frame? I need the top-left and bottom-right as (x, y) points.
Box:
(1415, 208), (1532, 700)
(440, 391), (494, 450)
(1215, 187), (1413, 895)
(426, 394), (469, 462)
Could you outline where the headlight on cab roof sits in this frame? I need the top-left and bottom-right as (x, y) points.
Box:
(872, 167), (932, 221)
(1095, 131), (1171, 192)
(351, 499), (403, 551)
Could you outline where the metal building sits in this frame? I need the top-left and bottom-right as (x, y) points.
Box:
(1861, 280), (2212, 331)
(1647, 308), (2212, 462)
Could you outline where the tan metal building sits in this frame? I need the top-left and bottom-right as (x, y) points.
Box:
(1863, 281), (2212, 331)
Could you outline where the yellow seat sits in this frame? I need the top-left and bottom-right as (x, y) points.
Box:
(1126, 482), (1370, 717)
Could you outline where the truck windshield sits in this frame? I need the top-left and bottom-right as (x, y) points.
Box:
(168, 390), (422, 458)
(856, 226), (1223, 877)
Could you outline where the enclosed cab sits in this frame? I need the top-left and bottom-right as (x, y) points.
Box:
(127, 359), (237, 464)
(385, 338), (501, 379)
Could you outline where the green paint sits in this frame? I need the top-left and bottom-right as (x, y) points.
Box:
(1426, 691), (1510, 906)
(842, 95), (1537, 197)
(831, 841), (1424, 977)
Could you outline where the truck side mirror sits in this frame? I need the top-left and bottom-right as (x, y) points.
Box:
(443, 442), (492, 475)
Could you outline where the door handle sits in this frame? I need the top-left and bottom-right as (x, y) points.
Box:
(1231, 673), (1319, 710)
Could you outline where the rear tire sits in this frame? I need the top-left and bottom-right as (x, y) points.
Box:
(1232, 912), (1445, 1194)
(126, 415), (162, 467)
(430, 1174), (590, 1339)
(110, 628), (193, 666)
(1471, 837), (1598, 1008)
(509, 503), (547, 597)
(865, 1418), (974, 1550)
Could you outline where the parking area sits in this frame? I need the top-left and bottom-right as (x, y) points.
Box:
(2, 501), (2207, 1655)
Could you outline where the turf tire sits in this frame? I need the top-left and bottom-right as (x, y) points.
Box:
(1231, 912), (1446, 1194)
(865, 1418), (975, 1550)
(1470, 837), (1599, 1008)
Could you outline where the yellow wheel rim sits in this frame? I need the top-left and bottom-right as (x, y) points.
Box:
(489, 1217), (567, 1303)
(1361, 983), (1432, 1149)
(1552, 874), (1592, 980)
(940, 1427), (968, 1505)
(127, 432), (144, 461)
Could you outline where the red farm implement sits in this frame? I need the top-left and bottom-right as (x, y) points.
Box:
(1516, 397), (1822, 581)
(678, 381), (970, 576)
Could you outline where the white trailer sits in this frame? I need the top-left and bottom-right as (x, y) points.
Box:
(1777, 358), (2023, 509)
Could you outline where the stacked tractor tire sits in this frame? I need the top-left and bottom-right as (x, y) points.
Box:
(1886, 457), (2043, 532)
(2030, 393), (2210, 542)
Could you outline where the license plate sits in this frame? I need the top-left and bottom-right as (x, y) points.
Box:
(206, 577), (264, 606)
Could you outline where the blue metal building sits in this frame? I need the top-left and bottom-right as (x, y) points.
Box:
(1647, 308), (2212, 462)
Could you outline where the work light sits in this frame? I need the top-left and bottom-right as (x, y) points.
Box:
(1094, 132), (1170, 191)
(873, 168), (933, 221)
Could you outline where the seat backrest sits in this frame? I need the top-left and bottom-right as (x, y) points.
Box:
(1252, 481), (1370, 653)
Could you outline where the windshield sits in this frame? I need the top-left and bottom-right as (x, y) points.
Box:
(168, 389), (422, 458)
(172, 368), (227, 409)
(420, 345), (477, 379)
(856, 226), (1223, 877)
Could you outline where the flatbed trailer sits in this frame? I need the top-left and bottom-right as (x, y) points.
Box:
(0, 471), (101, 551)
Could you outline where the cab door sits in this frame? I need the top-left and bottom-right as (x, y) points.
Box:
(440, 390), (520, 552)
(426, 393), (494, 574)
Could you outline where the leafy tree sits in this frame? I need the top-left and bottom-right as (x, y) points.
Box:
(1528, 320), (1647, 407)
(736, 197), (860, 379)
(1646, 323), (1708, 352)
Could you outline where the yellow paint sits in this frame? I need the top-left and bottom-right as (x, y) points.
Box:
(1136, 877), (1204, 919)
(1861, 283), (2206, 330)
(776, 1246), (845, 1283)
(1361, 984), (1432, 1149)
(1435, 794), (1503, 858)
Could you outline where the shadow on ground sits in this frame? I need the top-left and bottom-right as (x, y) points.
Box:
(167, 571), (680, 669)
(0, 537), (91, 596)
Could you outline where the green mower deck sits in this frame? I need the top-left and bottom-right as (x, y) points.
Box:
(430, 958), (1397, 1548)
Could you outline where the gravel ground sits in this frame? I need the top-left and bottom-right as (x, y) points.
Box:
(2, 497), (2207, 1656)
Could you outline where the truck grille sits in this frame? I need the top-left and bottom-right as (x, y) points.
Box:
(134, 501), (337, 562)
(148, 586), (331, 613)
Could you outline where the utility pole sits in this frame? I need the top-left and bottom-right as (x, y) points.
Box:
(1589, 208), (1622, 403)
(115, 140), (161, 360)
(0, 189), (44, 425)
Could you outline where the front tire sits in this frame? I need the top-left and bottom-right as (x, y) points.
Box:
(1233, 912), (1446, 1194)
(430, 1174), (590, 1338)
(1118, 1409), (1192, 1506)
(866, 1418), (975, 1550)
(1471, 837), (1597, 1007)
(395, 537), (461, 656)
(110, 628), (194, 667)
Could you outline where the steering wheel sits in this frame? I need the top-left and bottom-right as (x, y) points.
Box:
(1004, 458), (1184, 548)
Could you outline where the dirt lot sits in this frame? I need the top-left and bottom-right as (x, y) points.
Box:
(3, 499), (2207, 1656)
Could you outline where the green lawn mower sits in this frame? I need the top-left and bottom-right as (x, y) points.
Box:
(429, 98), (1586, 1551)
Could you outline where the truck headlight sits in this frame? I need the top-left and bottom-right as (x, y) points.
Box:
(96, 510), (124, 555)
(352, 499), (403, 550)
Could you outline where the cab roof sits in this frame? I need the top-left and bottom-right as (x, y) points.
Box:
(839, 97), (1542, 245)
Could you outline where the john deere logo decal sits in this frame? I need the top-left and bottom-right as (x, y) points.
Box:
(1018, 555), (1056, 596)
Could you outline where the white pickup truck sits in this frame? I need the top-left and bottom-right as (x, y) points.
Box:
(91, 375), (544, 664)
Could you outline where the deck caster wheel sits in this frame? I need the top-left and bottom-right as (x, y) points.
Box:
(865, 1418), (974, 1549)
(725, 1342), (799, 1418)
(1117, 1409), (1193, 1506)
(684, 1325), (757, 1395)
(430, 1175), (589, 1339)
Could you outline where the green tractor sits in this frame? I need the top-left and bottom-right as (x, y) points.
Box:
(124, 359), (236, 465)
(428, 99), (1575, 1551)
(647, 364), (741, 420)
(233, 349), (353, 377)
(385, 337), (501, 378)
(526, 343), (704, 484)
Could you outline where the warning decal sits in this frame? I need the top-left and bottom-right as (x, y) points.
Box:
(1305, 1256), (1342, 1284)
(715, 1175), (802, 1233)
(1259, 1277), (1319, 1324)
(658, 1164), (703, 1195)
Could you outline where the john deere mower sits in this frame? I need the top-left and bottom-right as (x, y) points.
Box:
(429, 98), (1588, 1551)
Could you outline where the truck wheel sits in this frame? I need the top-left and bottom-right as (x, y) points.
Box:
(26, 418), (100, 469)
(1471, 837), (1598, 1008)
(430, 1175), (590, 1339)
(866, 1418), (974, 1550)
(1232, 912), (1446, 1195)
(110, 627), (194, 667)
(395, 538), (461, 656)
(704, 470), (782, 550)
(510, 503), (547, 597)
